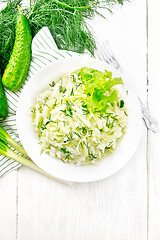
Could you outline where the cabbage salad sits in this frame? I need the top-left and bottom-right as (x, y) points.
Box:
(31, 67), (127, 165)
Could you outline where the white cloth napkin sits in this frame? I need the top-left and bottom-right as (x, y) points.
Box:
(0, 27), (81, 177)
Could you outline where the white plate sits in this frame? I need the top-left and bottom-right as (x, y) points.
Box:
(16, 56), (142, 183)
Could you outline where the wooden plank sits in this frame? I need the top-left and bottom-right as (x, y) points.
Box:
(0, 171), (17, 240)
(17, 153), (147, 240)
(17, 0), (148, 239)
(148, 0), (160, 239)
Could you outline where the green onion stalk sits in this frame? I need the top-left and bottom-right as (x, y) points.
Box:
(0, 125), (28, 156)
(0, 126), (70, 184)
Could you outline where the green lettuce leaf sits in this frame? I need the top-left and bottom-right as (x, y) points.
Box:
(79, 67), (123, 113)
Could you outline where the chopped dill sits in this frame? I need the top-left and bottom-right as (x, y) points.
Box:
(82, 127), (87, 135)
(65, 154), (70, 162)
(67, 108), (73, 117)
(73, 97), (78, 102)
(82, 102), (90, 115)
(88, 151), (97, 161)
(75, 82), (82, 90)
(61, 108), (73, 118)
(60, 147), (70, 155)
(110, 115), (118, 121)
(105, 141), (113, 150)
(73, 131), (81, 138)
(105, 114), (118, 129)
(44, 103), (50, 108)
(31, 109), (36, 114)
(59, 84), (66, 94)
(70, 88), (74, 96)
(72, 75), (76, 83)
(61, 100), (75, 117)
(37, 120), (42, 129)
(52, 99), (57, 109)
(120, 100), (124, 108)
(61, 158), (65, 163)
(66, 132), (73, 141)
(40, 148), (45, 154)
(82, 108), (90, 115)
(88, 129), (93, 136)
(38, 106), (42, 111)
(41, 121), (50, 130)
(48, 114), (57, 124)
(99, 128), (103, 133)
(80, 141), (84, 149)
(44, 96), (49, 101)
(66, 100), (74, 107)
(49, 81), (56, 87)
(83, 140), (88, 148)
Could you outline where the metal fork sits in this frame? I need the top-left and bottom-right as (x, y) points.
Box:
(95, 40), (159, 133)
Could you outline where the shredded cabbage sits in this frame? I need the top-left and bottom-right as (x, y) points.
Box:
(31, 67), (127, 165)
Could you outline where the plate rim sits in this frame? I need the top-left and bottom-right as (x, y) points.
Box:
(16, 56), (143, 182)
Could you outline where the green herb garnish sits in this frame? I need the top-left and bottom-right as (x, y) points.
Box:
(79, 67), (123, 114)
(66, 132), (73, 141)
(70, 88), (74, 96)
(52, 99), (57, 109)
(88, 151), (97, 161)
(120, 100), (124, 108)
(59, 82), (66, 93)
(61, 108), (73, 118)
(49, 81), (56, 87)
(73, 131), (81, 139)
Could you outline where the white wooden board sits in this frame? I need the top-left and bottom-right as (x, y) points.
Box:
(1, 0), (158, 239)
(148, 0), (160, 239)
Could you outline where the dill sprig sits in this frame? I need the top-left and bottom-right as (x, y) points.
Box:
(27, 0), (97, 55)
(0, 0), (126, 75)
(0, 0), (21, 75)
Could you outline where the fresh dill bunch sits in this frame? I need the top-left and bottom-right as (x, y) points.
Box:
(0, 0), (126, 74)
(27, 0), (97, 55)
(27, 0), (126, 52)
(0, 0), (22, 75)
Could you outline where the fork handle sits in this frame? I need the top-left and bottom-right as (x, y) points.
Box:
(106, 58), (159, 133)
(138, 98), (159, 133)
(95, 40), (159, 133)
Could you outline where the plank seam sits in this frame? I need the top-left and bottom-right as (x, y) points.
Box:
(146, 0), (149, 240)
(16, 170), (19, 240)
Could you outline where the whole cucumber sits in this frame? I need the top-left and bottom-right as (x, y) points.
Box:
(0, 74), (8, 120)
(2, 6), (32, 91)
